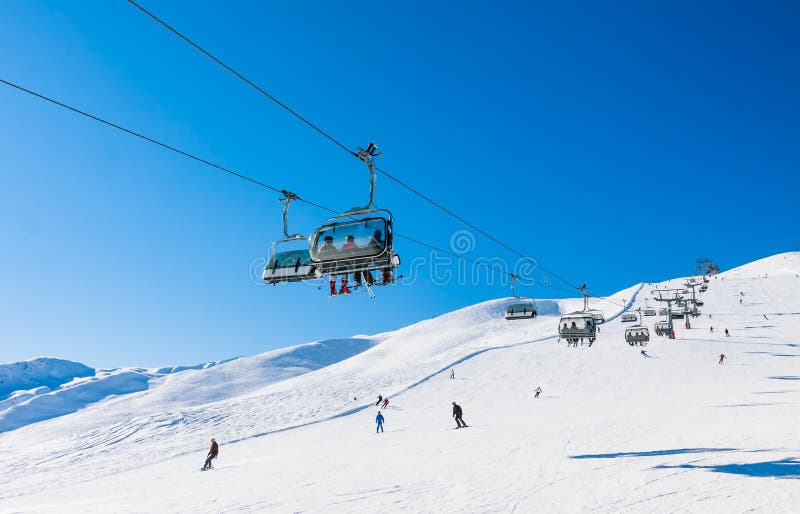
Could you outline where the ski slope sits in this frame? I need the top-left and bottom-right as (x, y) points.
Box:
(0, 253), (798, 512)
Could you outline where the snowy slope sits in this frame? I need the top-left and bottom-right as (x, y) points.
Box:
(0, 253), (798, 512)
(0, 357), (239, 433)
(0, 358), (94, 399)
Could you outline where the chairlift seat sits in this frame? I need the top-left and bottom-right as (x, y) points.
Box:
(309, 214), (400, 275)
(559, 313), (597, 340)
(263, 249), (320, 284)
(505, 302), (538, 320)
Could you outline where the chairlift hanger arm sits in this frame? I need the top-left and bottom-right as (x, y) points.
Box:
(279, 190), (304, 240)
(350, 141), (382, 212)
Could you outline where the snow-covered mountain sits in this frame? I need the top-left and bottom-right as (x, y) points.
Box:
(0, 252), (798, 512)
(0, 338), (378, 434)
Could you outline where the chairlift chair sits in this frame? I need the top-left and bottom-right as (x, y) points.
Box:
(621, 313), (638, 323)
(654, 321), (671, 336)
(263, 191), (321, 284)
(309, 211), (400, 277)
(308, 142), (400, 283)
(588, 310), (605, 324)
(558, 312), (597, 346)
(625, 327), (650, 346)
(643, 309), (657, 316)
(505, 301), (538, 320)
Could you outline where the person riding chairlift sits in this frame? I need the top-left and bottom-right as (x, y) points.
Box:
(320, 235), (351, 295)
(341, 234), (375, 288)
(367, 229), (393, 284)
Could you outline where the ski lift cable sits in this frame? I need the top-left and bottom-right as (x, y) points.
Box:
(0, 78), (518, 287)
(126, 0), (584, 294)
(127, 1), (354, 159)
(0, 77), (625, 305)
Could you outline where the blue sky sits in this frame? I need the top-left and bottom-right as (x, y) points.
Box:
(1, 0), (797, 367)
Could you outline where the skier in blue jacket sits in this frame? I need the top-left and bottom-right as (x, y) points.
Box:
(376, 411), (384, 433)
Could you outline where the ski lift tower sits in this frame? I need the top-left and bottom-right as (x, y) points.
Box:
(696, 258), (720, 278)
(684, 280), (702, 319)
(655, 290), (684, 338)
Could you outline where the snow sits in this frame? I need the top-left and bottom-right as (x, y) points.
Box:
(0, 357), (94, 398)
(0, 252), (798, 512)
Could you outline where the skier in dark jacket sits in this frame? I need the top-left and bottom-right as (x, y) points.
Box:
(202, 438), (218, 471)
(534, 387), (542, 398)
(375, 394), (382, 406)
(719, 354), (726, 364)
(452, 402), (468, 428)
(376, 411), (384, 433)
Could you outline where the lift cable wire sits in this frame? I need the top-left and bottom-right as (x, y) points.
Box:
(0, 77), (626, 306)
(126, 1), (353, 159)
(0, 77), (539, 292)
(126, 0), (585, 295)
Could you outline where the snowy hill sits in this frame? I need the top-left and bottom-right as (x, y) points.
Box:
(0, 338), (377, 434)
(0, 357), (227, 433)
(0, 358), (94, 399)
(0, 253), (798, 512)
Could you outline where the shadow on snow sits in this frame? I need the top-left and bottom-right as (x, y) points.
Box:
(569, 448), (738, 459)
(655, 458), (800, 479)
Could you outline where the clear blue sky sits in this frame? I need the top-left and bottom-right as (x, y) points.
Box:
(1, 0), (797, 367)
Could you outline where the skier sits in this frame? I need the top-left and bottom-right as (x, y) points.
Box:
(640, 350), (650, 358)
(739, 298), (742, 304)
(534, 386), (542, 398)
(375, 411), (384, 433)
(719, 354), (726, 364)
(375, 394), (383, 407)
(452, 402), (468, 428)
(381, 398), (389, 409)
(449, 369), (455, 379)
(710, 326), (714, 334)
(202, 438), (218, 471)
(724, 328), (730, 337)
(763, 314), (768, 320)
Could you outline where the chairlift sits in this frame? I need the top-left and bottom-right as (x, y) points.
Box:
(558, 312), (597, 346)
(624, 310), (650, 345)
(621, 313), (638, 323)
(643, 309), (657, 316)
(308, 143), (400, 282)
(504, 277), (538, 320)
(588, 310), (605, 324)
(625, 327), (650, 346)
(654, 321), (672, 336)
(505, 302), (538, 320)
(262, 191), (321, 284)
